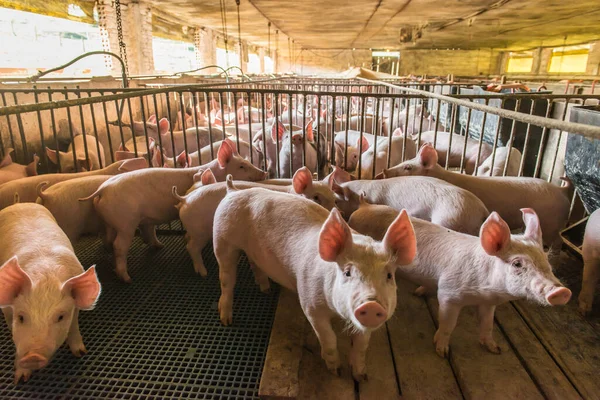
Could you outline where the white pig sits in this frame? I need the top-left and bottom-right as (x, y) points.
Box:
(408, 130), (493, 174)
(0, 149), (39, 186)
(348, 200), (572, 357)
(179, 139), (262, 169)
(333, 131), (372, 171)
(174, 167), (338, 276)
(579, 208), (600, 315)
(332, 176), (489, 236)
(359, 135), (417, 179)
(36, 176), (112, 243)
(0, 158), (147, 211)
(0, 203), (101, 384)
(213, 180), (416, 380)
(79, 139), (266, 282)
(278, 121), (318, 179)
(46, 134), (106, 172)
(382, 143), (571, 253)
(476, 146), (522, 177)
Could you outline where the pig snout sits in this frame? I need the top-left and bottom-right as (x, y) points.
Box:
(18, 352), (48, 370)
(546, 286), (572, 306)
(354, 301), (388, 328)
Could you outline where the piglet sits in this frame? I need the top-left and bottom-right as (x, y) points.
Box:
(36, 176), (111, 244)
(46, 134), (106, 172)
(0, 158), (147, 211)
(278, 120), (318, 178)
(80, 139), (266, 282)
(334, 131), (372, 171)
(579, 208), (600, 315)
(0, 203), (101, 384)
(213, 178), (416, 380)
(476, 146), (522, 177)
(382, 143), (571, 254)
(349, 200), (571, 357)
(175, 167), (337, 276)
(0, 149), (39, 186)
(358, 136), (417, 179)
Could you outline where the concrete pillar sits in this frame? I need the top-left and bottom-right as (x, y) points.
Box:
(240, 41), (248, 72)
(259, 48), (265, 73)
(539, 48), (553, 74)
(586, 41), (600, 75)
(195, 28), (217, 68)
(531, 47), (543, 74)
(274, 50), (278, 73)
(96, 0), (154, 76)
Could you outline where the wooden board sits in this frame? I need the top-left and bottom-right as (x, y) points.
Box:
(387, 279), (462, 399)
(359, 325), (400, 400)
(426, 298), (544, 399)
(259, 289), (306, 399)
(494, 303), (581, 399)
(513, 299), (600, 399)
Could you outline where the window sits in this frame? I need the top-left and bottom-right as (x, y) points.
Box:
(548, 45), (589, 73)
(216, 48), (240, 70)
(0, 7), (108, 76)
(247, 53), (261, 74)
(152, 37), (196, 74)
(506, 52), (533, 73)
(264, 55), (274, 74)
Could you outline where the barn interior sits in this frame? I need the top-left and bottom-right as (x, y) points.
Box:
(0, 0), (599, 399)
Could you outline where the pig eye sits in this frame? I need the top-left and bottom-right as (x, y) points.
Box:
(512, 260), (523, 269)
(57, 314), (64, 322)
(18, 315), (24, 324)
(313, 195), (321, 205)
(344, 269), (351, 277)
(387, 272), (393, 280)
(404, 165), (412, 171)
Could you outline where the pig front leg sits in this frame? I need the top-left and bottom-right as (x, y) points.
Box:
(477, 304), (501, 354)
(139, 224), (164, 249)
(579, 257), (599, 315)
(66, 310), (87, 357)
(434, 299), (462, 358)
(304, 310), (341, 375)
(215, 241), (240, 326)
(349, 331), (371, 381)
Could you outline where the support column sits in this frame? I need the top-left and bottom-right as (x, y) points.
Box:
(531, 47), (543, 74)
(240, 41), (249, 72)
(195, 27), (217, 68)
(586, 41), (600, 75)
(539, 48), (553, 75)
(259, 47), (265, 73)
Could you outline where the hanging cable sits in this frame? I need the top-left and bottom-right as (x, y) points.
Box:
(219, 0), (229, 67)
(287, 37), (291, 72)
(267, 22), (271, 59)
(114, 0), (129, 78)
(275, 29), (279, 73)
(236, 0), (243, 70)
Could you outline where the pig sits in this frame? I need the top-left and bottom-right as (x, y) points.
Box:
(278, 121), (318, 179)
(175, 167), (338, 276)
(348, 201), (572, 357)
(358, 136), (417, 179)
(213, 179), (416, 380)
(179, 139), (263, 168)
(578, 208), (600, 315)
(333, 176), (489, 236)
(0, 149), (39, 186)
(333, 131), (372, 171)
(0, 203), (102, 384)
(394, 104), (426, 136)
(382, 144), (571, 253)
(476, 147), (522, 177)
(35, 176), (112, 243)
(122, 137), (156, 159)
(0, 158), (147, 211)
(408, 130), (493, 174)
(46, 134), (106, 172)
(79, 139), (266, 282)
(253, 121), (310, 178)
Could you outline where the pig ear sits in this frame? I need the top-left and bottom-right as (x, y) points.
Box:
(151, 148), (163, 167)
(200, 169), (217, 185)
(26, 155), (39, 176)
(419, 143), (438, 169)
(480, 212), (511, 256)
(319, 208), (353, 262)
(46, 147), (59, 164)
(292, 167), (313, 194)
(147, 114), (157, 124)
(0, 150), (13, 168)
(383, 209), (417, 266)
(271, 121), (285, 141)
(77, 158), (91, 172)
(176, 151), (191, 168)
(61, 266), (101, 310)
(0, 257), (32, 307)
(115, 151), (133, 161)
(217, 140), (235, 168)
(158, 118), (170, 135)
(521, 208), (543, 246)
(356, 136), (370, 153)
(305, 121), (314, 142)
(131, 120), (146, 136)
(330, 179), (346, 199)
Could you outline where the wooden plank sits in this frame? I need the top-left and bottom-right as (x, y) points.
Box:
(259, 289), (306, 399)
(513, 298), (600, 399)
(387, 279), (462, 399)
(297, 321), (355, 400)
(427, 297), (544, 399)
(494, 303), (581, 399)
(359, 325), (400, 400)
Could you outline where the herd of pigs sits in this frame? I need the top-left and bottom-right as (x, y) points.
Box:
(0, 99), (599, 387)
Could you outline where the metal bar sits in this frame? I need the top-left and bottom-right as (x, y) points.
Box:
(357, 96), (367, 180)
(87, 92), (103, 168)
(460, 107), (472, 173)
(152, 93), (164, 167)
(75, 88), (91, 170)
(47, 90), (61, 171)
(518, 100), (536, 177)
(64, 89), (78, 172)
(32, 89), (46, 170)
(101, 94), (115, 164)
(472, 98), (490, 176)
(502, 99), (521, 176)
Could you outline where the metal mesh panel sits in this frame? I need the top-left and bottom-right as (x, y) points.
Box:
(0, 234), (279, 399)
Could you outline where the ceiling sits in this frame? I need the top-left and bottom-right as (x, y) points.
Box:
(148, 0), (600, 54)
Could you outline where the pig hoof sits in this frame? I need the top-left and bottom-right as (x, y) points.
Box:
(218, 297), (233, 326)
(69, 342), (88, 358)
(259, 283), (271, 293)
(116, 271), (132, 283)
(480, 340), (501, 354)
(413, 286), (428, 297)
(14, 368), (32, 385)
(434, 333), (450, 358)
(194, 265), (208, 277)
(151, 241), (164, 249)
(578, 299), (592, 316)
(327, 366), (342, 377)
(353, 373), (368, 382)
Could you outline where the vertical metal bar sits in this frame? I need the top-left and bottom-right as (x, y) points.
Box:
(86, 92), (103, 168)
(444, 102), (458, 170)
(472, 98), (490, 176)
(459, 107), (472, 174)
(501, 99), (520, 176)
(432, 97), (441, 148)
(1, 93), (17, 153)
(204, 92), (214, 161)
(125, 97), (138, 157)
(75, 88), (91, 170)
(316, 95), (322, 179)
(138, 95), (151, 168)
(233, 91), (241, 153)
(287, 93), (294, 175)
(113, 98), (126, 151)
(191, 90), (202, 166)
(164, 94), (177, 164)
(518, 100), (536, 177)
(178, 91), (190, 163)
(152, 93), (164, 167)
(302, 93), (307, 169)
(101, 95), (115, 165)
(64, 89), (79, 172)
(33, 89), (47, 171)
(247, 91), (253, 165)
(219, 92), (227, 141)
(548, 98), (570, 182)
(357, 96), (367, 180)
(344, 95), (351, 170)
(11, 92), (29, 162)
(487, 98), (506, 173)
(261, 92), (268, 172)
(330, 95), (337, 167)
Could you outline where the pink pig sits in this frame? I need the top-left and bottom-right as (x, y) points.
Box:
(0, 149), (39, 186)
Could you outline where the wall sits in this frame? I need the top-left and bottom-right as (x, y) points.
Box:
(279, 49), (373, 75)
(398, 49), (503, 77)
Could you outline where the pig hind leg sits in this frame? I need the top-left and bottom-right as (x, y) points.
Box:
(215, 240), (241, 326)
(477, 304), (501, 353)
(67, 310), (87, 357)
(249, 261), (270, 293)
(433, 299), (462, 358)
(112, 228), (136, 283)
(139, 224), (164, 249)
(186, 233), (209, 277)
(349, 331), (371, 381)
(579, 257), (600, 315)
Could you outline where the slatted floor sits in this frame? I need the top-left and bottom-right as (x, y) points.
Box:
(260, 250), (600, 400)
(0, 234), (279, 399)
